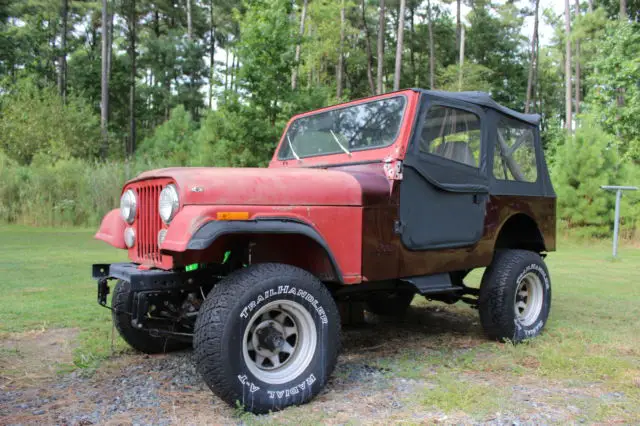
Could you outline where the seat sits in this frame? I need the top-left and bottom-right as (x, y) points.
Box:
(434, 141), (476, 167)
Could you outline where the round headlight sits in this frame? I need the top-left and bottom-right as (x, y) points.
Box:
(120, 189), (137, 224)
(159, 184), (179, 224)
(124, 227), (135, 248)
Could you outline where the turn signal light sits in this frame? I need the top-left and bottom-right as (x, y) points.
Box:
(217, 212), (250, 220)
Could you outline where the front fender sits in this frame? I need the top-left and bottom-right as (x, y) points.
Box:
(190, 219), (344, 283)
(95, 209), (127, 249)
(160, 205), (362, 284)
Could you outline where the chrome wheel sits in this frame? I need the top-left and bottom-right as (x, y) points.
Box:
(242, 300), (317, 385)
(514, 271), (544, 326)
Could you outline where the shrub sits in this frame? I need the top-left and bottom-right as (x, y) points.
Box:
(552, 117), (626, 238)
(0, 78), (102, 165)
(137, 105), (198, 166)
(193, 102), (281, 168)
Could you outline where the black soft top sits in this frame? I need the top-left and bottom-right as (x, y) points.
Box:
(414, 89), (540, 126)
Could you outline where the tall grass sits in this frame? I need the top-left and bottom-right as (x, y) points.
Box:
(0, 153), (168, 227)
(1, 151), (639, 238)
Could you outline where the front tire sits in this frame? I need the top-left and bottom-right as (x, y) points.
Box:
(112, 280), (190, 354)
(478, 250), (551, 343)
(194, 263), (340, 414)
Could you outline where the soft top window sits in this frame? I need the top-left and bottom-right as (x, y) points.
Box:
(277, 96), (406, 160)
(419, 105), (482, 168)
(493, 116), (537, 183)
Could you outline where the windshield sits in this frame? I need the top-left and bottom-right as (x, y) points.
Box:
(277, 96), (407, 160)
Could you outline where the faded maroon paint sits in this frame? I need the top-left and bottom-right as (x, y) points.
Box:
(95, 88), (555, 285)
(332, 166), (556, 282)
(394, 195), (556, 279)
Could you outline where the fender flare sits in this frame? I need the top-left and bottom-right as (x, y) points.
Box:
(187, 219), (344, 283)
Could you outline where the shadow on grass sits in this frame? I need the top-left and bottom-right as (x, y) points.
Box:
(341, 302), (482, 355)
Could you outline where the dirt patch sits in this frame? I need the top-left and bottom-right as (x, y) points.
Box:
(0, 307), (635, 424)
(0, 328), (78, 387)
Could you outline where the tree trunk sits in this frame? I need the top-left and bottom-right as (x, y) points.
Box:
(588, 0), (593, 13)
(209, 0), (215, 108)
(128, 0), (137, 156)
(224, 38), (229, 92)
(427, 0), (435, 89)
(616, 0), (626, 109)
(409, 3), (416, 86)
(186, 0), (193, 39)
(337, 0), (345, 98)
(458, 25), (465, 90)
(456, 0), (461, 63)
(107, 10), (113, 84)
(376, 0), (385, 94)
(100, 0), (110, 158)
(231, 52), (237, 93)
(232, 51), (237, 93)
(525, 0), (539, 114)
(574, 0), (581, 115)
(362, 0), (376, 95)
(58, 0), (68, 102)
(564, 0), (572, 131)
(229, 51), (234, 93)
(291, 0), (308, 91)
(533, 16), (540, 111)
(393, 0), (406, 90)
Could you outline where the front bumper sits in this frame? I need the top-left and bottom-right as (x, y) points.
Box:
(92, 263), (220, 333)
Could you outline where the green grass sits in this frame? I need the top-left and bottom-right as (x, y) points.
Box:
(392, 240), (640, 420)
(1, 225), (639, 421)
(0, 225), (128, 369)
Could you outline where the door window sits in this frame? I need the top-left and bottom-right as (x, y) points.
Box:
(419, 105), (481, 168)
(493, 117), (537, 182)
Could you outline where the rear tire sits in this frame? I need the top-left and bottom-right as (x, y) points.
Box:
(478, 250), (551, 343)
(365, 290), (414, 316)
(112, 280), (190, 354)
(194, 263), (340, 414)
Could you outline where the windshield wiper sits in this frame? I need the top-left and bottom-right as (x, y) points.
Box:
(286, 134), (301, 161)
(329, 129), (351, 156)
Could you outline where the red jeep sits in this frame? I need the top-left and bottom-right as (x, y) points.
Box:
(93, 89), (555, 413)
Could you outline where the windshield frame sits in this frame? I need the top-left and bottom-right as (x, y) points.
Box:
(274, 93), (410, 163)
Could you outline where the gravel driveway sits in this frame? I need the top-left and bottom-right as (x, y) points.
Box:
(0, 305), (616, 425)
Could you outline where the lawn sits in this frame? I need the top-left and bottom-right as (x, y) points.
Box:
(0, 225), (128, 369)
(1, 224), (639, 422)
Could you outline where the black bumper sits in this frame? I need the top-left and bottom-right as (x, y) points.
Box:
(93, 262), (212, 306)
(93, 263), (222, 328)
(92, 262), (214, 291)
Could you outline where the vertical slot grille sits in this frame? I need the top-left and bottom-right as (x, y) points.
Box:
(135, 183), (163, 264)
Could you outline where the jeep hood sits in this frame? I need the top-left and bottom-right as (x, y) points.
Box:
(132, 166), (389, 207)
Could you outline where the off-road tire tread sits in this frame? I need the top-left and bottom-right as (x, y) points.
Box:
(193, 263), (340, 413)
(112, 279), (189, 354)
(478, 249), (548, 342)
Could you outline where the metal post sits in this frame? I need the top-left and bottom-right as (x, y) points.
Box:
(612, 189), (621, 257)
(601, 185), (638, 258)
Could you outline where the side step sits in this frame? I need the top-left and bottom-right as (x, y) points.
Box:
(400, 273), (463, 295)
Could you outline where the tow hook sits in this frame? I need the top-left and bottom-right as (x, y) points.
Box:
(97, 278), (110, 306)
